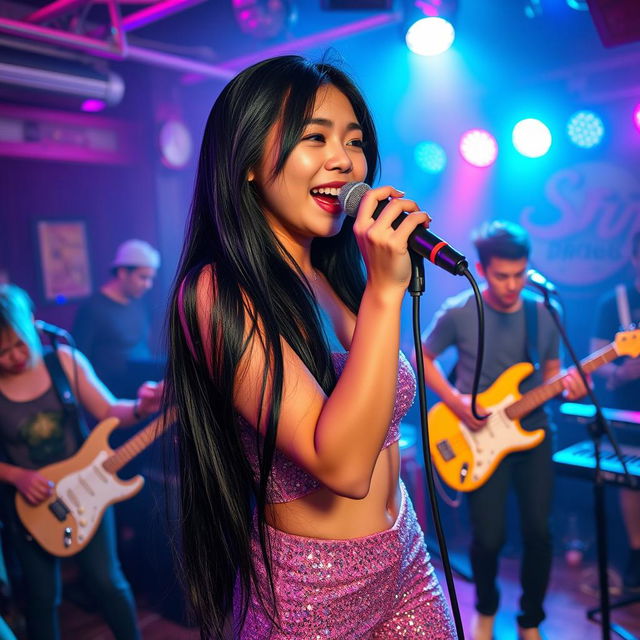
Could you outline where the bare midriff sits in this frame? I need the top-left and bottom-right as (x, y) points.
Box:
(265, 442), (402, 540)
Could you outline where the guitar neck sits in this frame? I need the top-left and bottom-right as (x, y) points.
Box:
(506, 343), (618, 421)
(102, 412), (172, 474)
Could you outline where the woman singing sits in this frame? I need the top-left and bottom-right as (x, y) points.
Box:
(166, 55), (455, 639)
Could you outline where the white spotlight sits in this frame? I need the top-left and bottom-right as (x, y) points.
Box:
(405, 17), (455, 56)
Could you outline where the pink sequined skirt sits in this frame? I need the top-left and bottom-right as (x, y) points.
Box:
(234, 481), (455, 639)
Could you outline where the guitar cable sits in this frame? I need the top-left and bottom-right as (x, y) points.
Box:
(409, 257), (487, 640)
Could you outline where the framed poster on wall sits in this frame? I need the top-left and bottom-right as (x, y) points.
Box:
(36, 220), (92, 302)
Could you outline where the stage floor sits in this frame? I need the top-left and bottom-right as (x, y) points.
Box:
(50, 554), (640, 639)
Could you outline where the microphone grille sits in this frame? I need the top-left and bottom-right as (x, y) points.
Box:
(338, 182), (370, 218)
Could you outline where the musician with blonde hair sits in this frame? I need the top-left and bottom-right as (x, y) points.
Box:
(0, 283), (162, 640)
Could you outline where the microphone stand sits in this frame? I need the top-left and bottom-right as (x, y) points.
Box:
(47, 332), (61, 352)
(409, 251), (466, 640)
(537, 288), (634, 640)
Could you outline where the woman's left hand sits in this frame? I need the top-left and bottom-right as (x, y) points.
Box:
(136, 380), (164, 417)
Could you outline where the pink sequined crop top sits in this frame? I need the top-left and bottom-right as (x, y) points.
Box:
(238, 351), (416, 504)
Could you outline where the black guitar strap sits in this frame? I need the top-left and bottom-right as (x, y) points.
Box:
(523, 295), (540, 370)
(43, 347), (89, 444)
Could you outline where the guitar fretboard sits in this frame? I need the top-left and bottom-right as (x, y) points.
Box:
(505, 344), (618, 421)
(102, 412), (172, 474)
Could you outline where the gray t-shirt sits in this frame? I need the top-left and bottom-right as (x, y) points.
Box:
(423, 288), (560, 430)
(0, 385), (79, 469)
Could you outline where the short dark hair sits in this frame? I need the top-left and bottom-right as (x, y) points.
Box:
(632, 230), (640, 258)
(472, 220), (530, 268)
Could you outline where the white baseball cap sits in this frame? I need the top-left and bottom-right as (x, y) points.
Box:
(112, 239), (160, 269)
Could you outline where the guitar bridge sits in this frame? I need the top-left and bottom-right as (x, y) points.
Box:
(48, 498), (70, 522)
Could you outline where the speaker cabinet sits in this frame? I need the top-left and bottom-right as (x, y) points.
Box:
(587, 0), (640, 47)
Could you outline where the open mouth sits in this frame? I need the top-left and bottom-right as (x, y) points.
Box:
(310, 186), (343, 214)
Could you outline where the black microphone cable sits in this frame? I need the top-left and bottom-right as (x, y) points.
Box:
(409, 255), (487, 640)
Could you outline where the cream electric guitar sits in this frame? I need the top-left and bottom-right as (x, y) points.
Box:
(429, 329), (640, 492)
(15, 412), (171, 557)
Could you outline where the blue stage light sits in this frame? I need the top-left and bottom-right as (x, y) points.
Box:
(567, 110), (604, 148)
(414, 141), (447, 173)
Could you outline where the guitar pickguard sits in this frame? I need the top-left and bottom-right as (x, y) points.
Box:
(55, 451), (142, 545)
(458, 395), (540, 484)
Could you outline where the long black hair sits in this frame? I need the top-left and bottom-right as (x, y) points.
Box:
(165, 55), (379, 638)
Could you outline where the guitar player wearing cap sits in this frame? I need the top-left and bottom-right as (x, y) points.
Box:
(72, 238), (162, 398)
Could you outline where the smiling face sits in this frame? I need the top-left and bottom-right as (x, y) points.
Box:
(250, 84), (368, 251)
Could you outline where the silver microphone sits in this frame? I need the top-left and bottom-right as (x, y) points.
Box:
(526, 269), (557, 295)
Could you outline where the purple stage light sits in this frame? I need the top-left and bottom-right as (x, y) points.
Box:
(459, 129), (498, 167)
(634, 104), (640, 132)
(81, 99), (107, 113)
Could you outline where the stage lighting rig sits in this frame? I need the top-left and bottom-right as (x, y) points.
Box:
(403, 0), (459, 56)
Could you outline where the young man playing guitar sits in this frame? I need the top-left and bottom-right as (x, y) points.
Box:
(420, 221), (587, 640)
(0, 284), (162, 640)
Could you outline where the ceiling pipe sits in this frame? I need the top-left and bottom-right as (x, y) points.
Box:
(87, 0), (207, 39)
(24, 0), (87, 25)
(127, 44), (235, 80)
(0, 16), (125, 57)
(24, 0), (205, 34)
(120, 0), (207, 32)
(105, 0), (127, 55)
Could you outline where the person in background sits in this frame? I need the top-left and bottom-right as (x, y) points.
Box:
(419, 221), (587, 640)
(0, 283), (163, 640)
(591, 229), (640, 592)
(166, 55), (456, 639)
(73, 239), (161, 397)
